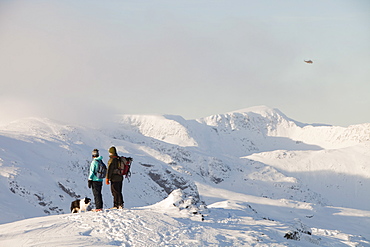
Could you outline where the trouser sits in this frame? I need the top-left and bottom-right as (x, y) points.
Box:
(91, 181), (103, 209)
(110, 181), (124, 208)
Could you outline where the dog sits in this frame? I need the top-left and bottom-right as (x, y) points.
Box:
(70, 197), (91, 213)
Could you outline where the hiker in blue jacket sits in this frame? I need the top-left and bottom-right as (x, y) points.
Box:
(88, 149), (105, 212)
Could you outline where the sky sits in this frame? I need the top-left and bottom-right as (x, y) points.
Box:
(0, 0), (369, 127)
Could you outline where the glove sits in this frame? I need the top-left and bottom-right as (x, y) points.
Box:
(106, 178), (110, 185)
(88, 180), (92, 188)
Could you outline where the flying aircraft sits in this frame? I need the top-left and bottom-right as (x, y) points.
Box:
(304, 60), (313, 64)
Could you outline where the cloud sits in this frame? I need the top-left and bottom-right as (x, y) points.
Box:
(0, 0), (369, 126)
(0, 94), (118, 126)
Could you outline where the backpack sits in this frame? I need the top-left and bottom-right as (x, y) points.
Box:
(96, 159), (107, 179)
(114, 156), (133, 180)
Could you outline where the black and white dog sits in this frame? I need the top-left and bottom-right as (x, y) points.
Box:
(70, 197), (91, 213)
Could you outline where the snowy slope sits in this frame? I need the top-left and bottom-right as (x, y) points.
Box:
(247, 143), (370, 211)
(0, 106), (370, 246)
(0, 189), (369, 246)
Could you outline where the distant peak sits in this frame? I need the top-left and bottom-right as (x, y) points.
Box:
(229, 105), (276, 115)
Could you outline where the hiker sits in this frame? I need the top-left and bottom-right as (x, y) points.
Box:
(88, 149), (105, 212)
(106, 146), (124, 209)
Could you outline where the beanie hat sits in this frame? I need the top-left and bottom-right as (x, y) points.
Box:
(109, 146), (117, 155)
(92, 149), (99, 157)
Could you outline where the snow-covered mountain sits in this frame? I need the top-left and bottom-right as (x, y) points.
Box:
(1, 106), (369, 246)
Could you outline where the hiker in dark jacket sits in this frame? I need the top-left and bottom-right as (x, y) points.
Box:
(106, 146), (124, 209)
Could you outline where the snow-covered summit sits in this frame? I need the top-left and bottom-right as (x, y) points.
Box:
(197, 106), (370, 151)
(228, 105), (295, 122)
